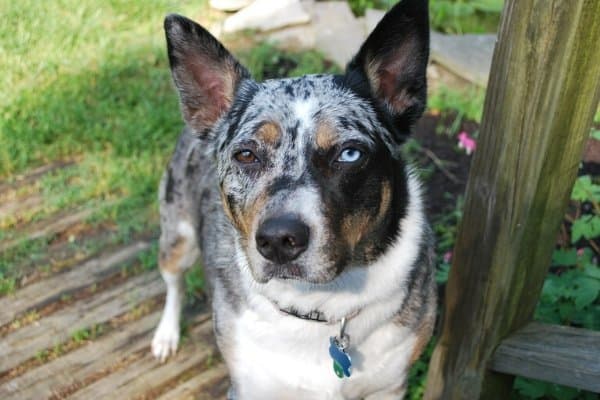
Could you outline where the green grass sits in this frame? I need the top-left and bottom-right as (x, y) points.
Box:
(0, 0), (343, 297)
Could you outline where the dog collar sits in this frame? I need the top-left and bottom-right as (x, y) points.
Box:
(277, 304), (358, 379)
(279, 306), (329, 322)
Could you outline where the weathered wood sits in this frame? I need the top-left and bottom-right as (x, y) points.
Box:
(0, 271), (163, 372)
(0, 207), (96, 253)
(1, 310), (213, 399)
(0, 160), (75, 195)
(70, 316), (219, 400)
(489, 322), (600, 393)
(0, 240), (150, 326)
(1, 312), (162, 399)
(157, 363), (229, 400)
(0, 194), (43, 223)
(424, 0), (600, 399)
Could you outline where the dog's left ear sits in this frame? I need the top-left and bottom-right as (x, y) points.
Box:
(346, 0), (429, 136)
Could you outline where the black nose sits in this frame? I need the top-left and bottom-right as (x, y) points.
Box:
(255, 215), (310, 264)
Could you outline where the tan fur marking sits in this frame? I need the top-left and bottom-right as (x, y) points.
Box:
(221, 189), (268, 241)
(220, 190), (236, 226)
(315, 120), (337, 149)
(377, 181), (392, 221)
(238, 192), (268, 239)
(159, 236), (188, 274)
(342, 212), (372, 249)
(410, 319), (434, 364)
(256, 122), (281, 145)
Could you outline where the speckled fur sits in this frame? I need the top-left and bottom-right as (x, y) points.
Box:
(153, 1), (436, 398)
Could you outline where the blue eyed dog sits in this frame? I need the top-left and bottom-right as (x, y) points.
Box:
(152, 0), (436, 398)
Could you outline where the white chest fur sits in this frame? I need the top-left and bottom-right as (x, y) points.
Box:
(229, 295), (416, 400)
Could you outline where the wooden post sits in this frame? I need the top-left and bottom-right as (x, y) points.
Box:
(424, 0), (600, 399)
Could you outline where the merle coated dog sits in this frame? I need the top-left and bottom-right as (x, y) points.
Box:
(151, 0), (436, 398)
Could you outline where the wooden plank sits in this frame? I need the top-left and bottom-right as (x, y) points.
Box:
(489, 322), (600, 393)
(0, 240), (151, 326)
(0, 207), (96, 253)
(0, 271), (163, 372)
(70, 315), (218, 400)
(0, 160), (75, 195)
(0, 309), (213, 400)
(0, 194), (43, 222)
(157, 363), (229, 400)
(424, 1), (600, 399)
(1, 312), (162, 399)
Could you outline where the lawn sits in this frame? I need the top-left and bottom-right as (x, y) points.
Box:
(1, 1), (598, 399)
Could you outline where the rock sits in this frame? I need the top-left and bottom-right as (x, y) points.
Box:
(267, 24), (316, 51)
(311, 2), (366, 68)
(364, 9), (385, 35)
(430, 32), (497, 87)
(223, 0), (311, 33)
(209, 0), (254, 12)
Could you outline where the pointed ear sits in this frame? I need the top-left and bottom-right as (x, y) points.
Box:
(164, 14), (250, 136)
(346, 0), (429, 132)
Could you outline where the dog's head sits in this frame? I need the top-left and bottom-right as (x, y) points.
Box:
(164, 0), (429, 284)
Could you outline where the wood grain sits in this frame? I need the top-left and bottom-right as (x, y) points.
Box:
(489, 322), (600, 393)
(425, 0), (600, 398)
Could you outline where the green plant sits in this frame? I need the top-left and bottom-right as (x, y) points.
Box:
(185, 265), (205, 299)
(238, 42), (340, 81)
(514, 173), (600, 399)
(428, 85), (487, 126)
(347, 0), (395, 15)
(429, 0), (504, 33)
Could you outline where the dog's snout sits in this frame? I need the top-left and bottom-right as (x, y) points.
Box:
(255, 215), (309, 264)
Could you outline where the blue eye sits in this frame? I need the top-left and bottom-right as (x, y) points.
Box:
(337, 148), (362, 163)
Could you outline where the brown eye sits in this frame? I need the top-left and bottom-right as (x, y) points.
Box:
(234, 149), (258, 164)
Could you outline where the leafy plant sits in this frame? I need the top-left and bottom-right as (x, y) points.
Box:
(429, 0), (504, 33)
(517, 173), (600, 399)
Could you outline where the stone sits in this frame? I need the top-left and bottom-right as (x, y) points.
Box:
(266, 24), (316, 51)
(209, 0), (253, 12)
(364, 9), (385, 35)
(223, 0), (311, 33)
(430, 31), (497, 87)
(311, 1), (366, 68)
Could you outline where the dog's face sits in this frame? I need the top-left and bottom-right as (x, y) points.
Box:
(164, 0), (429, 284)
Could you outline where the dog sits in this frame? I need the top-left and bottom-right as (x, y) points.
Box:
(151, 0), (436, 398)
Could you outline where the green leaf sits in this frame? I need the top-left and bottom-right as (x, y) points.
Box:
(545, 383), (580, 400)
(571, 215), (600, 243)
(573, 276), (600, 310)
(571, 175), (600, 202)
(514, 377), (547, 398)
(551, 248), (577, 266)
(470, 0), (504, 13)
(540, 276), (561, 303)
(591, 129), (600, 141)
(583, 263), (600, 279)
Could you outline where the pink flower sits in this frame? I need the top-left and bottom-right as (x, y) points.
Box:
(458, 132), (476, 155)
(443, 251), (452, 264)
(577, 248), (585, 257)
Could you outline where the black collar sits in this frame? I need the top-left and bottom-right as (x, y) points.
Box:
(279, 306), (329, 323)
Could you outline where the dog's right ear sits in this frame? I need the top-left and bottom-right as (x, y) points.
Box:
(164, 14), (250, 136)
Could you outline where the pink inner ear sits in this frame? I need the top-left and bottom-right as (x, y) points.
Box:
(373, 42), (420, 114)
(186, 60), (234, 127)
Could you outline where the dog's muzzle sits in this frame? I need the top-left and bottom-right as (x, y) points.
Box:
(255, 214), (309, 265)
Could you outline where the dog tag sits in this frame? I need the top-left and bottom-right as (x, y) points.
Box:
(329, 336), (352, 378)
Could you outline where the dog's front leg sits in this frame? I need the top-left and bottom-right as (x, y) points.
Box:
(152, 268), (185, 362)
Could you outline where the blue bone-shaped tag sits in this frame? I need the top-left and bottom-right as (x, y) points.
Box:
(329, 337), (352, 378)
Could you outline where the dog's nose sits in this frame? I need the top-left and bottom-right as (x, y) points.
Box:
(255, 215), (310, 264)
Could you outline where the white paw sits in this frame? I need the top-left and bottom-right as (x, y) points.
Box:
(151, 320), (180, 362)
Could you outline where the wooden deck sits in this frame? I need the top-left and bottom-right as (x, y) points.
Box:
(0, 163), (228, 399)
